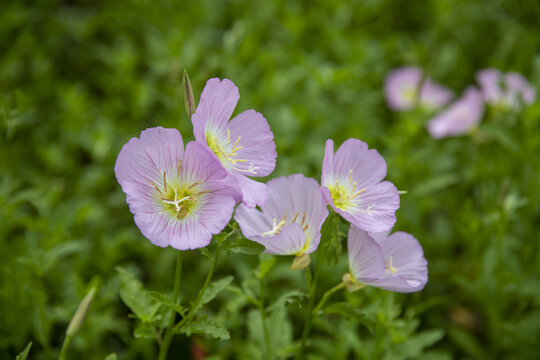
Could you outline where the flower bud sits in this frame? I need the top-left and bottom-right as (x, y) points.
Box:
(66, 287), (96, 338)
(342, 273), (365, 292)
(290, 253), (311, 270)
(183, 69), (196, 117)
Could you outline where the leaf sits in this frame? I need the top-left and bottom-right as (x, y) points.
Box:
(384, 329), (445, 360)
(267, 290), (306, 313)
(228, 238), (265, 255)
(134, 322), (158, 339)
(323, 302), (374, 331)
(177, 315), (230, 340)
(116, 267), (161, 322)
(198, 276), (234, 310)
(149, 291), (187, 316)
(15, 341), (32, 360)
(104, 354), (117, 360)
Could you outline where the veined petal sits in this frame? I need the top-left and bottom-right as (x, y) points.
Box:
(192, 78), (240, 142)
(347, 181), (399, 233)
(180, 142), (230, 185)
(334, 138), (387, 187)
(321, 139), (335, 184)
(114, 127), (184, 214)
(225, 109), (277, 177)
(347, 226), (385, 280)
(252, 223), (307, 255)
(232, 173), (268, 208)
(370, 231), (428, 292)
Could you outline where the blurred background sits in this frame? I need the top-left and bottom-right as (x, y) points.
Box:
(1, 0), (539, 359)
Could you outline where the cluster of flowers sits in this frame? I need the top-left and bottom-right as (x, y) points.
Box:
(385, 66), (536, 138)
(115, 78), (428, 293)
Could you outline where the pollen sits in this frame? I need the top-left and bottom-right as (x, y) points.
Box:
(329, 169), (366, 210)
(207, 131), (259, 175)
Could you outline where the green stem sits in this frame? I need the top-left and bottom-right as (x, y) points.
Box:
(312, 282), (346, 315)
(296, 249), (323, 360)
(158, 251), (184, 360)
(58, 335), (71, 360)
(259, 277), (272, 360)
(172, 242), (223, 334)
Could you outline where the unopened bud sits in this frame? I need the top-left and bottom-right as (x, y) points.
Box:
(290, 253), (311, 270)
(183, 69), (196, 117)
(66, 287), (96, 338)
(342, 273), (366, 292)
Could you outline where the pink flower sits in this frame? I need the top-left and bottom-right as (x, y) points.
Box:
(192, 78), (277, 208)
(384, 66), (453, 111)
(235, 174), (329, 256)
(427, 87), (485, 139)
(476, 68), (536, 109)
(114, 127), (237, 250)
(345, 226), (428, 293)
(321, 139), (400, 233)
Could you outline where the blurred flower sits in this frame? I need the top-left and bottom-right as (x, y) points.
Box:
(321, 139), (399, 233)
(476, 68), (536, 109)
(235, 174), (328, 258)
(427, 87), (485, 139)
(344, 226), (427, 293)
(114, 127), (237, 250)
(192, 78), (277, 208)
(384, 66), (453, 111)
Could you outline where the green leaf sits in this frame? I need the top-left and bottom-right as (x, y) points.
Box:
(384, 329), (445, 360)
(177, 315), (230, 340)
(134, 322), (158, 339)
(149, 291), (187, 316)
(198, 276), (234, 310)
(323, 302), (374, 331)
(104, 353), (117, 360)
(15, 341), (32, 360)
(228, 238), (265, 255)
(267, 290), (306, 313)
(116, 267), (161, 322)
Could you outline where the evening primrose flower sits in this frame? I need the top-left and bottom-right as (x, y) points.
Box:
(114, 127), (237, 250)
(427, 86), (485, 139)
(476, 68), (536, 109)
(192, 78), (277, 208)
(384, 66), (453, 111)
(235, 174), (328, 261)
(321, 139), (400, 233)
(344, 226), (427, 293)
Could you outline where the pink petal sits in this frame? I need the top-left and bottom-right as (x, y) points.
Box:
(252, 223), (307, 255)
(226, 109), (277, 177)
(384, 66), (422, 111)
(419, 79), (454, 110)
(192, 78), (240, 142)
(114, 127), (184, 214)
(347, 226), (385, 280)
(231, 173), (268, 208)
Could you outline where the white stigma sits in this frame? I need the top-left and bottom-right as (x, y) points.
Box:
(162, 188), (190, 212)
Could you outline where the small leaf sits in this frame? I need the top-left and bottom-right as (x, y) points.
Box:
(177, 315), (230, 340)
(116, 267), (161, 322)
(198, 276), (234, 310)
(104, 354), (117, 360)
(149, 291), (187, 316)
(267, 290), (306, 313)
(323, 302), (374, 331)
(134, 322), (158, 339)
(229, 238), (265, 255)
(183, 69), (196, 117)
(15, 341), (32, 360)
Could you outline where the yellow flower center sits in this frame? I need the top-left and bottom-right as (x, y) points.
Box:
(207, 129), (259, 175)
(328, 170), (365, 210)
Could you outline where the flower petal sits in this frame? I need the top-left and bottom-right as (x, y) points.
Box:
(427, 86), (485, 139)
(370, 231), (428, 292)
(192, 78), (240, 142)
(231, 173), (268, 208)
(419, 78), (454, 110)
(384, 66), (422, 111)
(252, 223), (307, 255)
(347, 226), (385, 280)
(226, 109), (277, 177)
(348, 180), (400, 233)
(114, 127), (184, 214)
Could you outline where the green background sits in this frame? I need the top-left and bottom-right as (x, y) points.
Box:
(1, 0), (539, 359)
